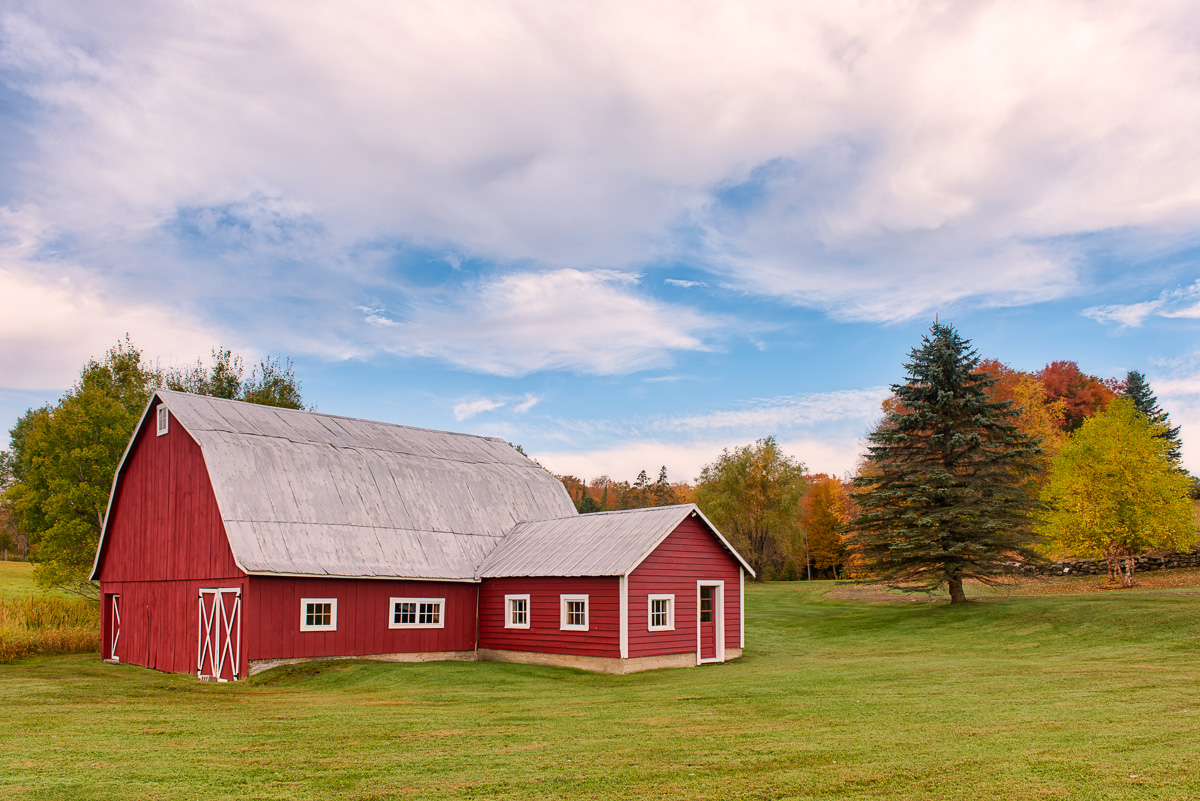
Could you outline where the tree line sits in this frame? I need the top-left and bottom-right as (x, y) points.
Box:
(556, 327), (1196, 593)
(5, 327), (1194, 601)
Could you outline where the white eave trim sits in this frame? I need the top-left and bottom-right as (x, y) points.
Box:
(243, 570), (482, 583)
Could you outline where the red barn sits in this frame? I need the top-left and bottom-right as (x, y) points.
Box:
(91, 391), (754, 680)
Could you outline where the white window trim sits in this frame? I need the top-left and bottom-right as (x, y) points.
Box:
(389, 597), (446, 629)
(560, 594), (589, 631)
(504, 594), (531, 629)
(156, 405), (169, 436)
(300, 597), (337, 632)
(647, 593), (675, 631)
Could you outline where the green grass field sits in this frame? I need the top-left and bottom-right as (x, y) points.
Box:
(2, 576), (1199, 800)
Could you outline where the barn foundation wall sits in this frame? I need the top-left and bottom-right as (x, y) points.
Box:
(479, 647), (742, 674)
(247, 650), (479, 676)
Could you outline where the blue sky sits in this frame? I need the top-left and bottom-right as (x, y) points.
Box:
(3, 1), (1200, 482)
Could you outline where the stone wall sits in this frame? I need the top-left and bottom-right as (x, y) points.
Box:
(1014, 549), (1200, 577)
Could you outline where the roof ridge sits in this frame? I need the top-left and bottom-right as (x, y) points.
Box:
(156, 389), (508, 444)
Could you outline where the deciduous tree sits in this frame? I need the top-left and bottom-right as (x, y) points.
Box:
(1036, 398), (1196, 586)
(165, 348), (305, 409)
(6, 339), (159, 597)
(1036, 361), (1115, 431)
(850, 323), (1043, 603)
(694, 437), (807, 578)
(800, 475), (850, 579)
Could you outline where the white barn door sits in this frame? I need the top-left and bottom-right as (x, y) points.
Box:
(107, 593), (121, 662)
(197, 588), (242, 681)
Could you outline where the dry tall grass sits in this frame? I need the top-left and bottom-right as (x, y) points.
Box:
(0, 595), (99, 663)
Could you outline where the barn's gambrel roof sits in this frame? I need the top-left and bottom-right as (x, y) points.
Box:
(478, 505), (755, 578)
(92, 391), (754, 583)
(92, 391), (578, 581)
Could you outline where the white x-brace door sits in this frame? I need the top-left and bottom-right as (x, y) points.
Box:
(109, 594), (121, 661)
(197, 587), (242, 681)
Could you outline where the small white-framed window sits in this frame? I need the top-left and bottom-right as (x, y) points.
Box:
(300, 598), (337, 631)
(505, 594), (530, 629)
(389, 597), (445, 629)
(648, 594), (675, 631)
(560, 594), (589, 631)
(156, 405), (169, 436)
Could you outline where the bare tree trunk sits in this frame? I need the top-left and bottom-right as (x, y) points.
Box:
(1121, 553), (1136, 588)
(948, 574), (967, 603)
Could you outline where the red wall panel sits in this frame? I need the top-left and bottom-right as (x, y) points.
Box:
(478, 576), (620, 658)
(246, 577), (478, 660)
(97, 404), (247, 676)
(100, 577), (248, 676)
(97, 405), (242, 584)
(627, 516), (742, 658)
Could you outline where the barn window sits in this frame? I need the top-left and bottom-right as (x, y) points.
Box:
(559, 594), (589, 631)
(389, 597), (445, 629)
(300, 598), (337, 631)
(648, 594), (675, 631)
(504, 594), (530, 629)
(156, 405), (169, 436)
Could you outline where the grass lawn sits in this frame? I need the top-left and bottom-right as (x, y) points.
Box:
(2, 580), (1200, 800)
(0, 561), (54, 598)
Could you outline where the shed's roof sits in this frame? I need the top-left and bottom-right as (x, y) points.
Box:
(477, 504), (756, 578)
(93, 391), (577, 581)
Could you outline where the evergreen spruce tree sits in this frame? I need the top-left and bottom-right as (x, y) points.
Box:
(850, 323), (1043, 603)
(1122, 370), (1182, 465)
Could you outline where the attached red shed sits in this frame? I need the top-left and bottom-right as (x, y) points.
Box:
(91, 391), (755, 679)
(477, 506), (750, 672)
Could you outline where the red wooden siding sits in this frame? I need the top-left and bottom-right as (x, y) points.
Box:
(246, 577), (478, 660)
(478, 576), (620, 657)
(99, 578), (248, 675)
(626, 516), (742, 658)
(98, 404), (242, 583)
(97, 403), (247, 675)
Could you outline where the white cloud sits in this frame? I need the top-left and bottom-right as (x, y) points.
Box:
(665, 278), (707, 288)
(526, 387), (888, 481)
(372, 269), (716, 376)
(2, 0), (1199, 335)
(663, 388), (890, 434)
(537, 434), (865, 485)
(452, 397), (505, 421)
(513, 393), (540, 414)
(1084, 281), (1200, 328)
(0, 205), (228, 389)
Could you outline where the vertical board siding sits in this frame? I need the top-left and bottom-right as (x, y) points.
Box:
(100, 578), (248, 676)
(246, 577), (478, 661)
(97, 405), (246, 676)
(98, 406), (242, 583)
(478, 576), (620, 658)
(626, 517), (743, 658)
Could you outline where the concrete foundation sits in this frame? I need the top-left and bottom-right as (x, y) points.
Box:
(247, 650), (478, 676)
(247, 647), (744, 677)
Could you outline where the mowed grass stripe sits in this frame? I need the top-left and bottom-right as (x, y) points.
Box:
(0, 581), (1198, 799)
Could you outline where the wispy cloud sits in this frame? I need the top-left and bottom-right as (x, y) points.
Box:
(452, 398), (504, 421)
(665, 278), (707, 288)
(1, 1), (1197, 339)
(371, 268), (718, 376)
(513, 393), (540, 414)
(524, 387), (890, 480)
(1084, 281), (1200, 329)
